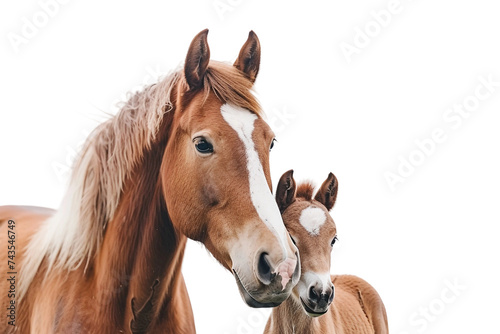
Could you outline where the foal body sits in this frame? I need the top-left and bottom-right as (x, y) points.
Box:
(265, 171), (388, 334)
(267, 274), (386, 334)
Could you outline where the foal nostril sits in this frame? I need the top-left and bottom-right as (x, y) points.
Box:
(323, 287), (334, 306)
(256, 253), (272, 285)
(329, 285), (335, 303)
(328, 290), (334, 304)
(309, 286), (320, 302)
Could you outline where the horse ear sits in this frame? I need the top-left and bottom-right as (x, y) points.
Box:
(314, 173), (338, 211)
(234, 31), (261, 83)
(184, 29), (210, 90)
(276, 170), (296, 213)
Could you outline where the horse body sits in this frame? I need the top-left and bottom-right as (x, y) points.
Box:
(1, 103), (195, 333)
(1, 201), (195, 333)
(1, 30), (300, 333)
(265, 171), (388, 334)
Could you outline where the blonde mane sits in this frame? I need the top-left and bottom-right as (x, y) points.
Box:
(19, 61), (261, 300)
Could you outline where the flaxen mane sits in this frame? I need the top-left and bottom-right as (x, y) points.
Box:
(19, 61), (261, 300)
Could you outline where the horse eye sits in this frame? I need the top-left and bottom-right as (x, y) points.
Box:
(270, 138), (276, 151)
(194, 138), (214, 154)
(331, 236), (338, 247)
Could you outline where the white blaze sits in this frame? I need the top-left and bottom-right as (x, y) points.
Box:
(299, 206), (327, 235)
(221, 103), (289, 258)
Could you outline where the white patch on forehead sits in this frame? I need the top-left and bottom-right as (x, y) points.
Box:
(299, 206), (327, 236)
(221, 103), (289, 258)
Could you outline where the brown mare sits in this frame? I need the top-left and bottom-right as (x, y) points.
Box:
(0, 30), (301, 334)
(265, 170), (388, 334)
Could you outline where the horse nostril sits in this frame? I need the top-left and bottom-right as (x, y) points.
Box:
(256, 253), (272, 285)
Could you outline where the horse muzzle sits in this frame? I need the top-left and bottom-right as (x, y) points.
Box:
(232, 251), (300, 308)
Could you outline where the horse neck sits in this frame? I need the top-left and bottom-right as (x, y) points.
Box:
(92, 111), (187, 328)
(269, 297), (333, 334)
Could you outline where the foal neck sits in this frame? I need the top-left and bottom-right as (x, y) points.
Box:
(269, 297), (336, 334)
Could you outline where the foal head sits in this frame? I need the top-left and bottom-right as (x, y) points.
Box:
(160, 30), (299, 307)
(276, 170), (338, 316)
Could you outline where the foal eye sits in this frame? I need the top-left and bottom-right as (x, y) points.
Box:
(331, 236), (338, 247)
(194, 138), (214, 154)
(270, 138), (277, 151)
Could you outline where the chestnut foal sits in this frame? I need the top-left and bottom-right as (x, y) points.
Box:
(264, 170), (388, 334)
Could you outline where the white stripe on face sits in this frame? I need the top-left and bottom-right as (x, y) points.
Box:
(299, 206), (327, 236)
(221, 104), (289, 258)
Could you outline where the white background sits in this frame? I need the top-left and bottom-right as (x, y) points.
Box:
(1, 0), (500, 333)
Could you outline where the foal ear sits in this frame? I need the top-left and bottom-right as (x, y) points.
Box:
(276, 170), (296, 213)
(234, 31), (261, 83)
(314, 173), (338, 211)
(184, 29), (210, 90)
